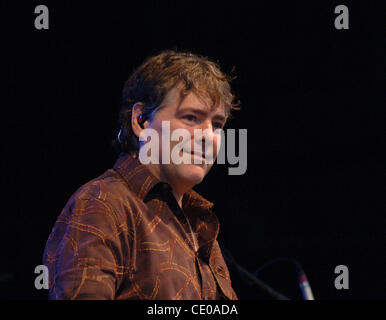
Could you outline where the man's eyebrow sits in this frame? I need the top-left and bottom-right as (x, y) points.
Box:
(179, 106), (208, 116)
(212, 113), (227, 123)
(180, 106), (227, 122)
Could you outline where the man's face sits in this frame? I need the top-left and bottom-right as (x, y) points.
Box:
(142, 86), (227, 194)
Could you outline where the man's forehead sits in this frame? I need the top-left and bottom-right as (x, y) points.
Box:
(161, 85), (228, 118)
(180, 91), (226, 116)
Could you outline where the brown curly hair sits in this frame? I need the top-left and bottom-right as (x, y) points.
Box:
(113, 50), (240, 154)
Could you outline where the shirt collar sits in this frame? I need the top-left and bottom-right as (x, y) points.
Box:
(112, 152), (219, 260)
(112, 152), (160, 200)
(112, 152), (214, 210)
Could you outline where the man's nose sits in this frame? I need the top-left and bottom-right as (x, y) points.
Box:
(195, 120), (218, 148)
(199, 120), (215, 135)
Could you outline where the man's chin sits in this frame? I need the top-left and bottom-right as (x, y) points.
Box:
(178, 163), (208, 186)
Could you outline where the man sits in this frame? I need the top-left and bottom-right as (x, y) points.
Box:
(43, 50), (240, 299)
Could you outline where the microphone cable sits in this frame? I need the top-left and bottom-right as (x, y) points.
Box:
(254, 256), (315, 300)
(220, 245), (291, 300)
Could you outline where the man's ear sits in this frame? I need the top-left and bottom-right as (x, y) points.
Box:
(131, 102), (147, 138)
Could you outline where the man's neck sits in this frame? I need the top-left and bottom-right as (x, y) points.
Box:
(142, 162), (188, 209)
(171, 190), (183, 208)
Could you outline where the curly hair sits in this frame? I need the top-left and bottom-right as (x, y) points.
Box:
(113, 50), (240, 154)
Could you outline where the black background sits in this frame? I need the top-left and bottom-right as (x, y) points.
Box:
(1, 1), (384, 300)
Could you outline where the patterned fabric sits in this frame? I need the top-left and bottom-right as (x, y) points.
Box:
(43, 152), (238, 300)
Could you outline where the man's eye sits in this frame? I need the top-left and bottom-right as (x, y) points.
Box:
(213, 122), (223, 130)
(184, 115), (197, 122)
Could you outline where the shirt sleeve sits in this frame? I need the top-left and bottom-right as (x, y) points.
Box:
(43, 196), (131, 299)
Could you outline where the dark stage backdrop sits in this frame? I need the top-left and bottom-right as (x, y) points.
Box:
(2, 1), (384, 300)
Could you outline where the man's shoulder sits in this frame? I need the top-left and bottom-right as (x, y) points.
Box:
(63, 169), (141, 218)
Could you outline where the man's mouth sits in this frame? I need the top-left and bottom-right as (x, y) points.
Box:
(191, 151), (205, 159)
(180, 146), (214, 164)
(191, 150), (215, 164)
(180, 149), (206, 164)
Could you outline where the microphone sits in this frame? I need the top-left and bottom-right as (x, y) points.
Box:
(298, 272), (314, 300)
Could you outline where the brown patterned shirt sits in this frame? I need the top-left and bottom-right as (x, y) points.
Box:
(43, 152), (238, 300)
